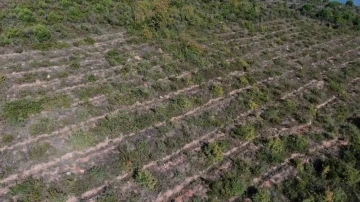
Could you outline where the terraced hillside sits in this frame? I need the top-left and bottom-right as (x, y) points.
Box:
(0, 0), (360, 201)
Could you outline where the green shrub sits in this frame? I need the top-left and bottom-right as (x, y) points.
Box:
(133, 169), (157, 189)
(73, 37), (95, 46)
(0, 28), (23, 45)
(69, 132), (95, 150)
(233, 125), (256, 141)
(2, 135), (14, 143)
(40, 94), (71, 110)
(29, 143), (51, 159)
(33, 24), (51, 42)
(3, 99), (43, 123)
(93, 3), (106, 13)
(203, 142), (224, 163)
(210, 85), (224, 97)
(259, 138), (285, 163)
(10, 178), (46, 201)
(247, 100), (259, 110)
(209, 174), (246, 199)
(261, 108), (282, 124)
(16, 7), (36, 23)
(105, 50), (125, 66)
(67, 6), (84, 22)
(29, 118), (55, 136)
(284, 136), (309, 153)
(0, 74), (6, 84)
(70, 60), (81, 69)
(87, 74), (97, 82)
(47, 11), (62, 22)
(284, 99), (297, 112)
(60, 0), (72, 8)
(253, 189), (271, 202)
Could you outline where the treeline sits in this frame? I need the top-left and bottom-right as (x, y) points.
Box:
(0, 0), (298, 49)
(297, 0), (360, 29)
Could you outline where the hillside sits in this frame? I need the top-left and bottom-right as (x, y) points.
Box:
(0, 0), (359, 201)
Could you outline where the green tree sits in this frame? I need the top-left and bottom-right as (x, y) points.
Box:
(345, 0), (354, 6)
(33, 24), (51, 42)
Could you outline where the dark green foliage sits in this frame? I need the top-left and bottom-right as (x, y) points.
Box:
(345, 0), (354, 6)
(284, 135), (309, 153)
(258, 138), (285, 163)
(33, 24), (51, 42)
(209, 174), (246, 199)
(304, 0), (360, 29)
(261, 108), (282, 124)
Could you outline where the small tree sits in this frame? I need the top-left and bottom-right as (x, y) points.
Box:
(345, 0), (354, 6)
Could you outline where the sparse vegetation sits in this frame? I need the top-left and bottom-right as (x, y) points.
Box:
(0, 0), (359, 201)
(69, 131), (95, 150)
(3, 99), (43, 124)
(105, 50), (125, 66)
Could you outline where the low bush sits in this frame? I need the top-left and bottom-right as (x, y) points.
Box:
(210, 85), (224, 97)
(133, 169), (157, 189)
(105, 50), (125, 66)
(259, 138), (285, 163)
(203, 142), (224, 163)
(87, 74), (97, 82)
(16, 7), (36, 23)
(0, 74), (6, 84)
(29, 143), (51, 159)
(33, 24), (51, 42)
(253, 189), (271, 202)
(3, 99), (43, 124)
(209, 174), (246, 199)
(69, 131), (95, 150)
(1, 135), (14, 144)
(233, 125), (256, 141)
